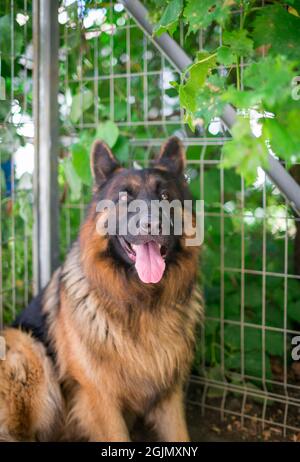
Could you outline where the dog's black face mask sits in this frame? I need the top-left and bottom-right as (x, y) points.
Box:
(91, 137), (191, 284)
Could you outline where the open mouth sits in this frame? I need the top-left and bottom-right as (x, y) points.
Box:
(118, 237), (167, 262)
(118, 236), (167, 284)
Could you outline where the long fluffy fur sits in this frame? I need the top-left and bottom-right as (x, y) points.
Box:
(0, 140), (203, 442)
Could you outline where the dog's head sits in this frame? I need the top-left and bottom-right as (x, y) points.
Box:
(82, 137), (195, 286)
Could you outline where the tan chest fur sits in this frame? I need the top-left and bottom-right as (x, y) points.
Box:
(55, 289), (196, 413)
(44, 243), (201, 415)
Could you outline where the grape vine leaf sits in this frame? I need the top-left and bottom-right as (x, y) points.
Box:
(243, 57), (295, 107)
(222, 57), (295, 109)
(194, 75), (226, 125)
(70, 89), (93, 124)
(62, 157), (82, 201)
(183, 0), (231, 34)
(0, 15), (23, 62)
(222, 29), (253, 57)
(217, 46), (236, 66)
(253, 5), (300, 59)
(286, 0), (300, 14)
(71, 141), (92, 186)
(178, 52), (216, 128)
(96, 120), (119, 148)
(153, 0), (182, 37)
(266, 331), (284, 357)
(226, 350), (272, 380)
(222, 117), (269, 184)
(264, 118), (299, 161)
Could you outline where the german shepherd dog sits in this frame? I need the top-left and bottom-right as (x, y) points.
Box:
(0, 137), (202, 442)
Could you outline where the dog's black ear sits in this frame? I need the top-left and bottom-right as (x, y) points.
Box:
(90, 140), (119, 184)
(154, 136), (185, 176)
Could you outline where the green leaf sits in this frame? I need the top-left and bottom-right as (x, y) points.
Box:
(204, 168), (220, 205)
(217, 46), (236, 66)
(62, 157), (82, 201)
(205, 319), (219, 337)
(71, 142), (92, 186)
(178, 52), (216, 127)
(264, 118), (298, 161)
(70, 89), (93, 124)
(96, 120), (119, 148)
(113, 135), (129, 162)
(288, 300), (300, 323)
(153, 0), (182, 37)
(221, 117), (269, 184)
(224, 324), (240, 351)
(265, 331), (284, 357)
(226, 350), (272, 380)
(194, 76), (226, 125)
(253, 5), (300, 60)
(245, 350), (272, 379)
(0, 15), (23, 61)
(243, 57), (295, 107)
(224, 294), (240, 320)
(206, 366), (225, 398)
(221, 86), (260, 109)
(223, 29), (253, 58)
(183, 0), (230, 34)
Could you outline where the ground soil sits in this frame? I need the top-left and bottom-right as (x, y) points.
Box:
(132, 400), (300, 442)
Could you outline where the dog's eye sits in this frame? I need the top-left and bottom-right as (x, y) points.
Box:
(160, 190), (169, 200)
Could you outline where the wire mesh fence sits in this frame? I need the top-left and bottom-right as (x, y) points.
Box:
(57, 0), (300, 436)
(0, 0), (34, 328)
(1, 0), (300, 439)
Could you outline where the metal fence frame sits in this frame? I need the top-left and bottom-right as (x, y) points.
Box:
(33, 0), (59, 293)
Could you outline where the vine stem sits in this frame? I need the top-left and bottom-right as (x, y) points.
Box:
(236, 58), (241, 91)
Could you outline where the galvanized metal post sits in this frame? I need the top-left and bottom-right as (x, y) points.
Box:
(121, 0), (300, 216)
(33, 0), (59, 293)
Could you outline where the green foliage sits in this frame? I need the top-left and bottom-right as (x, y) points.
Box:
(70, 89), (94, 124)
(71, 140), (92, 187)
(153, 0), (300, 184)
(253, 5), (300, 60)
(62, 157), (82, 201)
(96, 120), (119, 148)
(176, 51), (217, 128)
(217, 46), (236, 66)
(0, 15), (23, 62)
(153, 0), (183, 36)
(222, 117), (269, 184)
(222, 29), (253, 58)
(188, 146), (300, 388)
(62, 121), (128, 194)
(183, 0), (230, 34)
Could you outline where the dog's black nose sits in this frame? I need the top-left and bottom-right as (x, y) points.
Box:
(140, 216), (160, 235)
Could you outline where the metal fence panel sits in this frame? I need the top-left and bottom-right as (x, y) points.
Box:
(1, 0), (300, 440)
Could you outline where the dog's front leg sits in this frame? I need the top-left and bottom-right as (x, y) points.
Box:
(71, 385), (130, 442)
(145, 386), (190, 442)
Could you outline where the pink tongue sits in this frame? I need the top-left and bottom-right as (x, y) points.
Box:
(134, 241), (166, 284)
